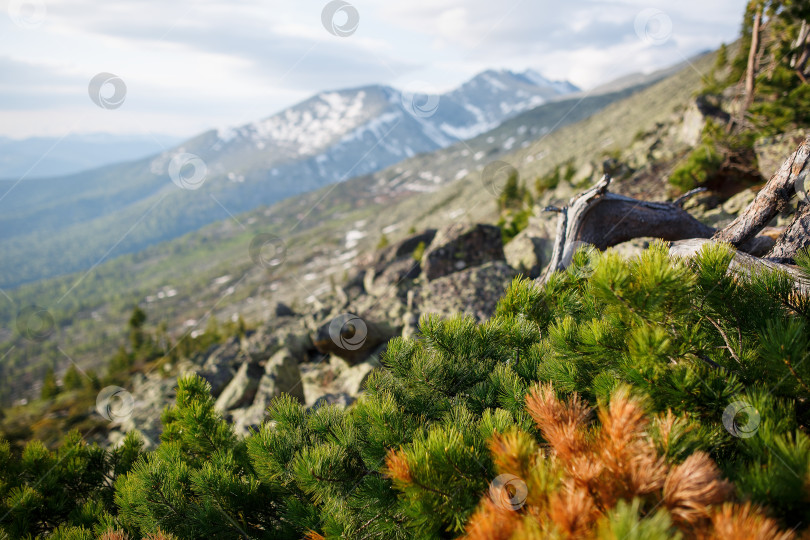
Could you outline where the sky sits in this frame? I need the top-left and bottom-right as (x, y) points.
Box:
(0, 0), (748, 140)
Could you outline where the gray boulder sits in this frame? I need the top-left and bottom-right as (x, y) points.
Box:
(365, 258), (421, 296)
(214, 360), (263, 412)
(417, 261), (518, 322)
(229, 347), (305, 435)
(503, 219), (554, 279)
(197, 337), (242, 397)
(312, 313), (397, 365)
(422, 223), (505, 281)
(301, 349), (384, 408)
(370, 229), (436, 275)
(363, 230), (436, 296)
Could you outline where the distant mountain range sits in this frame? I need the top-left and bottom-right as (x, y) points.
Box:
(0, 133), (181, 179)
(0, 69), (581, 288)
(154, 68), (579, 185)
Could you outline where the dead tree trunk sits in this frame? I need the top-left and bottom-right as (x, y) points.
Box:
(767, 201), (810, 262)
(539, 134), (810, 285)
(669, 238), (810, 295)
(741, 7), (762, 122)
(712, 135), (810, 248)
(542, 176), (713, 278)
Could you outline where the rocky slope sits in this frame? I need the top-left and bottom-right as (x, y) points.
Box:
(2, 51), (752, 418)
(108, 221), (522, 444)
(100, 47), (810, 445)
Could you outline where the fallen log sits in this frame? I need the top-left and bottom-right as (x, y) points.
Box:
(766, 201), (810, 263)
(712, 135), (810, 249)
(542, 175), (714, 278)
(539, 134), (810, 284)
(670, 238), (810, 295)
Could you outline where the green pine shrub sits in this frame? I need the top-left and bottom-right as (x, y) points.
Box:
(5, 242), (810, 538)
(669, 120), (759, 192)
(0, 430), (142, 538)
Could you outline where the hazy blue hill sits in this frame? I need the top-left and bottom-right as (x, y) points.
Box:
(0, 133), (180, 179)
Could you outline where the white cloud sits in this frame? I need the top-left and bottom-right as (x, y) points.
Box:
(0, 0), (747, 138)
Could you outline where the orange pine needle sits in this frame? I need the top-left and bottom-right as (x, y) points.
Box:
(664, 452), (733, 525)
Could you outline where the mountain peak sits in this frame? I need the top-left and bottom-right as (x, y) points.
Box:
(516, 69), (580, 94)
(462, 68), (579, 96)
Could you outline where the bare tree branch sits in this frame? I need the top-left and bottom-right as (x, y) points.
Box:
(713, 135), (810, 248)
(670, 238), (810, 295)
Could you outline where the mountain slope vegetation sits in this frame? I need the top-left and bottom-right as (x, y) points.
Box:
(3, 2), (810, 536)
(0, 62), (688, 406)
(0, 71), (580, 289)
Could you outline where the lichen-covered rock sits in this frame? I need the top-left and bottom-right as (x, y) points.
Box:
(259, 348), (305, 404)
(370, 229), (436, 274)
(610, 238), (653, 260)
(197, 338), (241, 397)
(363, 230), (435, 295)
(214, 360), (263, 412)
(365, 258), (421, 296)
(301, 348), (384, 408)
(503, 219), (554, 278)
(722, 188), (758, 216)
(755, 130), (808, 181)
(311, 393), (356, 408)
(242, 327), (314, 363)
(229, 348), (305, 435)
(422, 223), (505, 281)
(416, 261), (517, 322)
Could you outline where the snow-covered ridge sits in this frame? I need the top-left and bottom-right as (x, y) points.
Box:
(209, 68), (577, 154)
(146, 67), (581, 195)
(214, 90), (373, 156)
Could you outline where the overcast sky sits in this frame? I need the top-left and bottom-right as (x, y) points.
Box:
(0, 0), (747, 140)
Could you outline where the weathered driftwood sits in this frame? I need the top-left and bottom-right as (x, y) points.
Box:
(767, 201), (810, 263)
(542, 175), (714, 279)
(539, 134), (810, 284)
(670, 238), (810, 295)
(712, 135), (810, 248)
